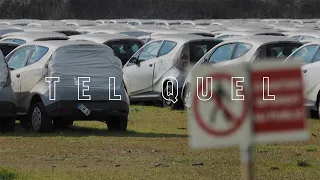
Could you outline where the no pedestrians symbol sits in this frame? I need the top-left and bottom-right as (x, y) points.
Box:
(193, 73), (249, 136)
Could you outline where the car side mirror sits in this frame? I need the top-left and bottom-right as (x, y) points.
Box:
(44, 64), (48, 69)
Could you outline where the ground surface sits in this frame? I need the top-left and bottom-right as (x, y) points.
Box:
(0, 105), (319, 180)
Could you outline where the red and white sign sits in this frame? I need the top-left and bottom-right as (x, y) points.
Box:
(251, 61), (308, 143)
(189, 63), (252, 148)
(189, 61), (309, 149)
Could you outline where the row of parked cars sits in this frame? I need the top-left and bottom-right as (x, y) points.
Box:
(1, 18), (320, 133)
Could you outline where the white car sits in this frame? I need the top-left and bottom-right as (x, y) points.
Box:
(6, 40), (129, 132)
(123, 34), (222, 108)
(284, 39), (320, 118)
(182, 35), (303, 109)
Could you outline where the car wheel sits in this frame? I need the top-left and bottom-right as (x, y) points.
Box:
(53, 119), (74, 128)
(0, 118), (15, 133)
(106, 115), (128, 132)
(162, 83), (182, 109)
(29, 102), (53, 133)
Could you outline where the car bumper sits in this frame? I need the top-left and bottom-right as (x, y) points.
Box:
(46, 100), (129, 120)
(0, 101), (16, 118)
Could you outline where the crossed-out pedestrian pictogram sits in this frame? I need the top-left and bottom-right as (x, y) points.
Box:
(193, 73), (249, 136)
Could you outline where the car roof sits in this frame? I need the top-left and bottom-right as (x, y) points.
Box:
(22, 40), (105, 50)
(68, 34), (141, 44)
(2, 32), (68, 41)
(222, 35), (301, 45)
(150, 34), (219, 43)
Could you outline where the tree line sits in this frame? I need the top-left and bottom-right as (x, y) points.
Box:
(0, 0), (319, 19)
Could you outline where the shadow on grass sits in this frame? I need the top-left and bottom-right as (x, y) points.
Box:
(1, 124), (188, 139)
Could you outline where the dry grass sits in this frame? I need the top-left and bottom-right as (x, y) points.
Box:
(0, 105), (319, 180)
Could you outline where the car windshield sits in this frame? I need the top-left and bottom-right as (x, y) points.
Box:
(105, 40), (143, 65)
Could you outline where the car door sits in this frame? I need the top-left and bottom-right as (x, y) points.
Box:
(6, 45), (34, 101)
(289, 44), (318, 94)
(153, 40), (177, 82)
(123, 40), (163, 95)
(20, 46), (49, 95)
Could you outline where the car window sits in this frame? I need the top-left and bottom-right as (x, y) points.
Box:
(13, 39), (26, 45)
(190, 40), (221, 63)
(27, 46), (49, 65)
(301, 35), (315, 40)
(0, 44), (18, 56)
(291, 36), (302, 41)
(312, 48), (320, 63)
(158, 41), (177, 57)
(2, 38), (13, 42)
(7, 46), (34, 70)
(138, 41), (162, 61)
(106, 40), (143, 65)
(232, 43), (252, 59)
(209, 43), (236, 63)
(291, 45), (318, 64)
(216, 35), (230, 39)
(257, 42), (302, 60)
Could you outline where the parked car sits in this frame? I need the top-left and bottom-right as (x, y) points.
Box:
(6, 40), (129, 132)
(123, 34), (222, 108)
(284, 39), (320, 119)
(0, 50), (16, 133)
(1, 32), (69, 45)
(68, 34), (143, 65)
(182, 35), (303, 109)
(285, 30), (320, 44)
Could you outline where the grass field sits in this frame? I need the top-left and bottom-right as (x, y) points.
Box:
(0, 105), (319, 180)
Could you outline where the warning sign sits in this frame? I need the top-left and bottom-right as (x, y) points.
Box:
(251, 61), (308, 144)
(189, 63), (252, 148)
(193, 73), (249, 136)
(189, 61), (308, 149)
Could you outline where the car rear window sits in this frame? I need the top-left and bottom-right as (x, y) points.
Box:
(105, 40), (143, 65)
(0, 44), (19, 56)
(189, 40), (222, 63)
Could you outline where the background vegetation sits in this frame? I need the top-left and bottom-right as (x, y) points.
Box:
(0, 0), (319, 20)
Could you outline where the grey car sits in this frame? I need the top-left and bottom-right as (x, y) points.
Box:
(0, 50), (16, 133)
(6, 40), (129, 132)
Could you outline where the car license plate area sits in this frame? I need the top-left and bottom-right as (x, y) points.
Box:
(77, 104), (91, 116)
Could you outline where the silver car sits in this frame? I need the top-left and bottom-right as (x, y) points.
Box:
(123, 34), (222, 108)
(182, 35), (303, 109)
(6, 40), (129, 132)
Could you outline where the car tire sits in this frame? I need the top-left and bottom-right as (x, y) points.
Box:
(29, 102), (53, 133)
(53, 119), (74, 128)
(162, 83), (182, 109)
(106, 115), (128, 132)
(0, 118), (15, 133)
